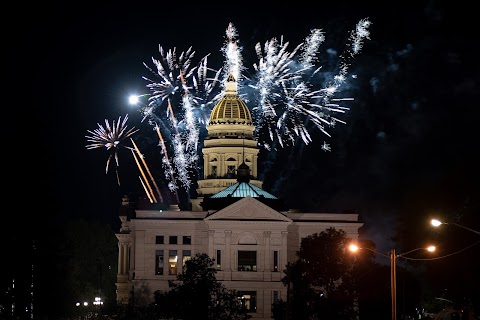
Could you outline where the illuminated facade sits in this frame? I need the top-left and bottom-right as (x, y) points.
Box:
(115, 75), (363, 319)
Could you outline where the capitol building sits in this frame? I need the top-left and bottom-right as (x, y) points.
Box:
(115, 74), (363, 319)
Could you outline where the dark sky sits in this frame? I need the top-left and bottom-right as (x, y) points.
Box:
(11, 0), (479, 299)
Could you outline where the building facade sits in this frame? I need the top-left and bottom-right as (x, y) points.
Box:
(115, 75), (363, 319)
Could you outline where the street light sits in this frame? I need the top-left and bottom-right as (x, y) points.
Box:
(349, 244), (436, 320)
(76, 301), (89, 320)
(93, 296), (103, 315)
(96, 258), (103, 315)
(430, 219), (480, 235)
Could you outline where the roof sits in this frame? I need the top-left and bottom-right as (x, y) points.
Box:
(210, 182), (278, 199)
(208, 73), (253, 124)
(200, 180), (287, 212)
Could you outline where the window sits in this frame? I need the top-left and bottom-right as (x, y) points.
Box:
(211, 166), (217, 178)
(155, 236), (164, 244)
(169, 236), (177, 244)
(155, 250), (164, 275)
(182, 250), (191, 269)
(273, 291), (279, 303)
(273, 251), (279, 272)
(182, 236), (191, 245)
(238, 251), (256, 271)
(216, 250), (221, 270)
(238, 291), (256, 313)
(169, 250), (177, 275)
(227, 165), (236, 178)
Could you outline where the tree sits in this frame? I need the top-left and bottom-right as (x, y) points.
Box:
(274, 227), (358, 320)
(297, 227), (352, 293)
(154, 253), (250, 320)
(108, 299), (158, 320)
(281, 260), (318, 320)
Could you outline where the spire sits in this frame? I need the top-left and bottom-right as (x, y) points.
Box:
(236, 162), (250, 183)
(225, 73), (237, 95)
(236, 130), (250, 182)
(242, 131), (245, 162)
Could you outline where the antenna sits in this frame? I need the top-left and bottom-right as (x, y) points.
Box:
(242, 130), (245, 163)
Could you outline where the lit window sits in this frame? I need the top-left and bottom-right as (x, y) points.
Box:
(216, 250), (221, 270)
(155, 250), (164, 275)
(238, 291), (256, 313)
(238, 251), (256, 271)
(169, 250), (177, 275)
(273, 251), (279, 272)
(182, 250), (191, 269)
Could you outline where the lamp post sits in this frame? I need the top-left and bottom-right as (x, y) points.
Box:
(431, 219), (480, 235)
(349, 244), (436, 320)
(96, 258), (102, 315)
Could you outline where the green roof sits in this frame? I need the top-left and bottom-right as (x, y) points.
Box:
(210, 182), (278, 199)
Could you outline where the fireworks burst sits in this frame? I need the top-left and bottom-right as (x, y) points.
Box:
(246, 19), (371, 149)
(142, 46), (223, 125)
(91, 19), (371, 203)
(85, 114), (139, 185)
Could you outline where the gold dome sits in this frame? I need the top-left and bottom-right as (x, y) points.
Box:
(208, 74), (253, 125)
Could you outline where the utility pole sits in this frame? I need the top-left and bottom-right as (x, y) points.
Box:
(390, 249), (397, 320)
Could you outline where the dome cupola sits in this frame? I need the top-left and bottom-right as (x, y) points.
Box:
(208, 74), (253, 125)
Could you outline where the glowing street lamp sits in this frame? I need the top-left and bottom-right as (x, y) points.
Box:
(431, 219), (480, 235)
(349, 244), (436, 320)
(93, 297), (103, 306)
(75, 301), (89, 320)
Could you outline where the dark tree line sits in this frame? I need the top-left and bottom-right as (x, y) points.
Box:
(1, 218), (118, 320)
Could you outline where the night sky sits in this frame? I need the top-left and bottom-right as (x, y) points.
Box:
(10, 0), (479, 307)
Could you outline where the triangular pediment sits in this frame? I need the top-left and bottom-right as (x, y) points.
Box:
(204, 196), (291, 222)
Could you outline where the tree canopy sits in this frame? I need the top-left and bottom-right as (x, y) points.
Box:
(153, 253), (250, 320)
(275, 227), (360, 320)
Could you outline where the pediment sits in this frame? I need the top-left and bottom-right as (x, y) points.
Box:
(204, 196), (291, 222)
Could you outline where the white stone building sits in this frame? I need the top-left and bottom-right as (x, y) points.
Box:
(115, 74), (363, 319)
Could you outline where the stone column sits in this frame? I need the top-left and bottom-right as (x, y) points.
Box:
(203, 154), (208, 178)
(264, 231), (271, 281)
(115, 234), (133, 303)
(281, 231), (288, 272)
(219, 154), (225, 177)
(177, 250), (183, 275)
(225, 230), (232, 270)
(208, 230), (215, 258)
(253, 153), (258, 178)
(123, 244), (129, 275)
(225, 230), (232, 280)
(116, 235), (131, 278)
(118, 243), (124, 274)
